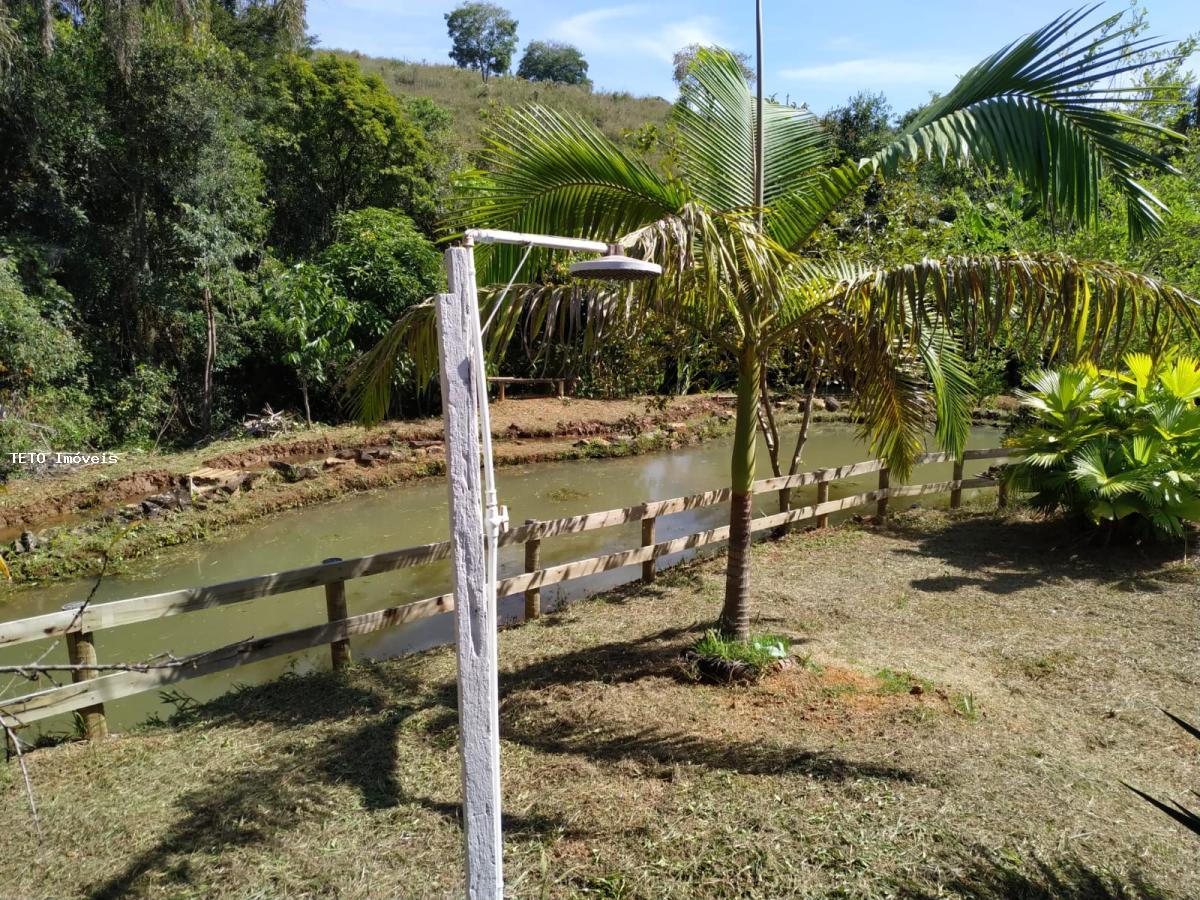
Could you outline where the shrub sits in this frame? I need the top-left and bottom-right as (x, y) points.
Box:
(684, 630), (791, 683)
(1006, 353), (1200, 539)
(0, 260), (104, 456)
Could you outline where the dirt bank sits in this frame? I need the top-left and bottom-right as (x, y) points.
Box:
(0, 396), (733, 587)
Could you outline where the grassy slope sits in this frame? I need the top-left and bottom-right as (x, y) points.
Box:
(2, 509), (1197, 897)
(333, 52), (672, 152)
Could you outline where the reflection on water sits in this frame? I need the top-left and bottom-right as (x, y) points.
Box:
(0, 422), (1003, 730)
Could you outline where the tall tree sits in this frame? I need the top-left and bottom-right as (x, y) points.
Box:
(444, 1), (517, 83)
(517, 40), (588, 85)
(262, 54), (440, 256)
(356, 9), (1198, 640)
(673, 42), (754, 86)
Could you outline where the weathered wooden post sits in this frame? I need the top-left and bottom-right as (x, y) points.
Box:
(998, 471), (1010, 510)
(950, 458), (964, 510)
(523, 518), (541, 620)
(815, 478), (830, 529)
(321, 557), (352, 671)
(61, 601), (108, 740)
(439, 246), (503, 899)
(641, 512), (657, 583)
(876, 466), (890, 522)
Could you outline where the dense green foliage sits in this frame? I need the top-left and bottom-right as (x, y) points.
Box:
(260, 262), (355, 426)
(444, 2), (518, 83)
(1, 1), (1198, 467)
(517, 40), (588, 85)
(262, 54), (441, 256)
(0, 2), (446, 451)
(1007, 355), (1200, 539)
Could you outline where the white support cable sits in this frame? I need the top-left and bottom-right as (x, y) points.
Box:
(481, 242), (534, 337)
(464, 249), (507, 631)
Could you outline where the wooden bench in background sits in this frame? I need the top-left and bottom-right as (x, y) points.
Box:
(488, 376), (572, 401)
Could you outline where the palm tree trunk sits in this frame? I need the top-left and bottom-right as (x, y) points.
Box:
(721, 346), (759, 640)
(776, 369), (820, 533)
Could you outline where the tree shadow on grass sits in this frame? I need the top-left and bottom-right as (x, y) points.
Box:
(86, 663), (574, 898)
(896, 848), (1172, 899)
(891, 513), (1193, 596)
(497, 624), (913, 783)
(91, 594), (909, 896)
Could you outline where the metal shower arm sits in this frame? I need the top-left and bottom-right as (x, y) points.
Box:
(463, 228), (610, 254)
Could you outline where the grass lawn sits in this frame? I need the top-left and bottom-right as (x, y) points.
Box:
(2, 509), (1198, 898)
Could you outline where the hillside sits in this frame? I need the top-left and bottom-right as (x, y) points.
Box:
(333, 51), (672, 154)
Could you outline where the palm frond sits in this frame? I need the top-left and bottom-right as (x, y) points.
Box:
(765, 162), (868, 251)
(1122, 782), (1200, 836)
(866, 6), (1183, 240)
(344, 280), (635, 423)
(848, 330), (932, 479)
(674, 47), (831, 212)
(916, 325), (975, 460)
(806, 252), (1200, 360)
(449, 105), (685, 285)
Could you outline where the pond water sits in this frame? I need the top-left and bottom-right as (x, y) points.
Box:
(0, 421), (1004, 732)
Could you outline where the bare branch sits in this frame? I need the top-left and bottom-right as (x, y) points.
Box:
(2, 722), (41, 837)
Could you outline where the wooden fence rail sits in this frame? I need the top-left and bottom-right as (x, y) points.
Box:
(0, 447), (1015, 731)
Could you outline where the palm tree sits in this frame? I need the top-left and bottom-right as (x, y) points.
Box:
(353, 8), (1198, 640)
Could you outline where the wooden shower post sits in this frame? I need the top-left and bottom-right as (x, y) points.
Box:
(438, 247), (503, 899)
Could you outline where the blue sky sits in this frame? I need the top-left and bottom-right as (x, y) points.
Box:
(308, 1), (1199, 114)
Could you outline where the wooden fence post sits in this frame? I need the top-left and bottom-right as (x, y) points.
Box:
(950, 458), (964, 509)
(523, 519), (541, 620)
(321, 558), (352, 671)
(815, 478), (830, 529)
(876, 466), (890, 522)
(641, 514), (657, 583)
(997, 473), (1009, 510)
(61, 601), (107, 740)
(440, 248), (504, 898)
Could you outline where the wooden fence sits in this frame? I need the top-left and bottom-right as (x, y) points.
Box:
(0, 447), (1015, 735)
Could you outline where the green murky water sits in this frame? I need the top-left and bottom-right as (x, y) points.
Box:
(0, 422), (1003, 732)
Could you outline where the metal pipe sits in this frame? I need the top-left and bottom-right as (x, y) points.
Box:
(464, 228), (610, 254)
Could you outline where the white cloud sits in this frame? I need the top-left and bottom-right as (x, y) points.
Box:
(552, 6), (722, 64)
(327, 0), (443, 16)
(781, 57), (973, 85)
(823, 35), (862, 52)
(553, 5), (646, 45)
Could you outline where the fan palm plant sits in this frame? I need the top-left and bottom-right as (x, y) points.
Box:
(1007, 353), (1200, 538)
(353, 7), (1199, 639)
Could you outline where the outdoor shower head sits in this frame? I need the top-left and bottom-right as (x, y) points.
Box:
(568, 244), (662, 282)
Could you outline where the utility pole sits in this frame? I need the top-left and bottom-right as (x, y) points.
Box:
(754, 0), (765, 228)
